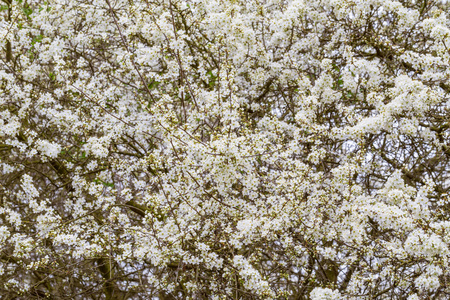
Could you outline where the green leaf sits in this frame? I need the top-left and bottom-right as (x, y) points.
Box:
(148, 80), (160, 90)
(103, 182), (114, 188)
(38, 4), (51, 12)
(206, 70), (217, 88)
(31, 34), (43, 46)
(22, 6), (32, 16)
(93, 178), (115, 188)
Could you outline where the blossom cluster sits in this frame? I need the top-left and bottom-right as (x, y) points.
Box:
(1, 0), (450, 299)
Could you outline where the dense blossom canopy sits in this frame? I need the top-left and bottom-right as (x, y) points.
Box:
(2, 0), (450, 299)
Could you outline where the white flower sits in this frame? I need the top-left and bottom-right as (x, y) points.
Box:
(310, 287), (342, 300)
(35, 139), (61, 158)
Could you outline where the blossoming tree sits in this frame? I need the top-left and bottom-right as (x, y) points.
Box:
(2, 0), (450, 299)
